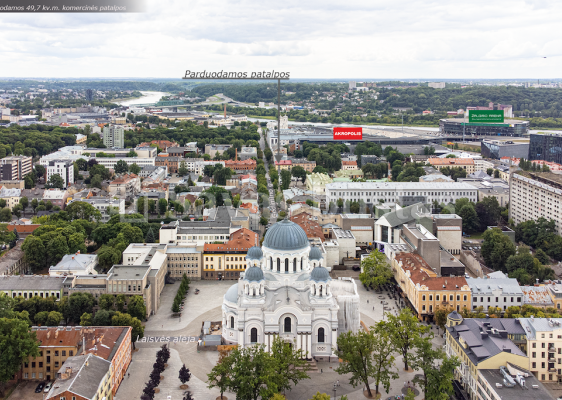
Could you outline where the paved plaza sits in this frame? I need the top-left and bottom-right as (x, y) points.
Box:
(116, 279), (445, 400)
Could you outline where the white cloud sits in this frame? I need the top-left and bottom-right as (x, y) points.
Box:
(0, 0), (561, 78)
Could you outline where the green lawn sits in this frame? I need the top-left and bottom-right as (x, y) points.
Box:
(465, 231), (486, 240)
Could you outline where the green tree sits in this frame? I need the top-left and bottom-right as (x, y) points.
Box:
(129, 163), (141, 175)
(65, 201), (102, 221)
(114, 160), (129, 174)
(359, 250), (393, 290)
(309, 393), (330, 400)
(411, 336), (460, 400)
(280, 169), (292, 190)
(434, 307), (452, 331)
(158, 198), (168, 215)
(21, 235), (46, 271)
(111, 311), (144, 344)
(458, 204), (480, 234)
(127, 295), (147, 321)
(379, 308), (429, 371)
(34, 311), (49, 326)
(476, 196), (502, 229)
(486, 168), (494, 176)
(45, 173), (65, 189)
(536, 248), (550, 265)
(145, 227), (156, 243)
(66, 293), (95, 324)
(494, 169), (500, 178)
(335, 329), (377, 397)
(269, 336), (310, 393)
(291, 166), (307, 183)
(481, 228), (516, 272)
(178, 161), (188, 176)
(90, 174), (103, 189)
(79, 312), (92, 326)
(207, 344), (277, 400)
(0, 318), (40, 396)
(371, 325), (399, 397)
(93, 309), (113, 326)
(46, 311), (63, 326)
(98, 294), (115, 311)
(97, 245), (121, 272)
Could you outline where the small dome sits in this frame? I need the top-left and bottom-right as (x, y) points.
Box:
(263, 219), (310, 251)
(309, 246), (322, 260)
(246, 246), (263, 260)
(448, 310), (463, 321)
(310, 266), (330, 282)
(244, 266), (264, 282)
(225, 284), (239, 303)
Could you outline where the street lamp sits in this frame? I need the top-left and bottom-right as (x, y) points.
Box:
(333, 382), (337, 400)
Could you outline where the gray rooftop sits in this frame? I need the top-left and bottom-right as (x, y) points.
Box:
(446, 318), (526, 367)
(466, 277), (523, 296)
(50, 253), (97, 272)
(326, 181), (478, 190)
(379, 203), (431, 228)
(519, 317), (562, 340)
(479, 366), (553, 400)
(48, 354), (110, 400)
(108, 265), (150, 280)
(0, 275), (65, 291)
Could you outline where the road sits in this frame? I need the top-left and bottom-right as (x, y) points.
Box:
(259, 127), (278, 226)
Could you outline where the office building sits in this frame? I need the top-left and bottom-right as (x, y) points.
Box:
(482, 140), (529, 160)
(466, 276), (523, 312)
(348, 81), (356, 90)
(325, 181), (478, 207)
(165, 245), (201, 280)
(428, 157), (475, 174)
(102, 125), (125, 148)
(509, 171), (562, 235)
(0, 155), (32, 180)
(439, 118), (529, 137)
(46, 160), (74, 188)
(529, 133), (562, 164)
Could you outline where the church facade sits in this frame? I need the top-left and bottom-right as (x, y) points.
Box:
(222, 219), (360, 359)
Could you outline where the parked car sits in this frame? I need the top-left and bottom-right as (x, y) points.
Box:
(35, 382), (45, 393)
(44, 382), (52, 393)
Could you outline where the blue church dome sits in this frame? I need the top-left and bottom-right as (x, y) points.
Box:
(244, 266), (264, 282)
(310, 266), (330, 282)
(246, 246), (263, 260)
(263, 219), (309, 251)
(309, 246), (322, 260)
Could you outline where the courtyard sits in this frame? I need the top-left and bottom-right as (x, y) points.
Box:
(116, 279), (446, 400)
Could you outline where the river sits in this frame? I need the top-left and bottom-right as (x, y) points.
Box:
(116, 91), (170, 106)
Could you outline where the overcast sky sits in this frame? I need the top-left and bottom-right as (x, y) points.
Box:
(1, 0), (561, 79)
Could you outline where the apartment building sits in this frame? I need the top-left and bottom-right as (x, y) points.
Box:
(46, 160), (74, 188)
(290, 158), (316, 173)
(520, 317), (562, 382)
(0, 155), (32, 180)
(325, 181), (478, 207)
(225, 158), (256, 171)
(95, 156), (155, 170)
(0, 187), (21, 208)
(427, 157), (475, 174)
(466, 276), (523, 312)
(239, 146), (257, 160)
(393, 252), (471, 321)
(109, 173), (140, 199)
(46, 353), (112, 400)
(43, 189), (69, 210)
(510, 171), (562, 235)
(205, 144), (232, 158)
(274, 159), (292, 170)
(102, 125), (125, 148)
(155, 155), (182, 174)
(341, 160), (358, 170)
(202, 228), (258, 280)
(445, 314), (535, 400)
(68, 197), (125, 222)
(0, 241), (28, 275)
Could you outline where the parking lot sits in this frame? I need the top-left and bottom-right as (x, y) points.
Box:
(8, 381), (47, 400)
(462, 239), (483, 252)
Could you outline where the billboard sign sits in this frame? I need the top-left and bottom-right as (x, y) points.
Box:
(468, 110), (504, 123)
(334, 127), (362, 141)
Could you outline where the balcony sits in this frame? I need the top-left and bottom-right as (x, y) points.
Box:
(549, 368), (557, 373)
(549, 346), (556, 353)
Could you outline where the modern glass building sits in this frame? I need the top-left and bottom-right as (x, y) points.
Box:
(481, 140), (529, 159)
(529, 133), (562, 164)
(439, 119), (529, 137)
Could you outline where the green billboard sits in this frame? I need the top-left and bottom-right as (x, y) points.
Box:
(468, 110), (504, 123)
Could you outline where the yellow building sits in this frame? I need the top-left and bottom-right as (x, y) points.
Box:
(393, 252), (471, 322)
(519, 317), (562, 382)
(445, 312), (530, 400)
(203, 228), (257, 280)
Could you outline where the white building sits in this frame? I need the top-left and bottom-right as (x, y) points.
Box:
(325, 182), (478, 207)
(348, 81), (356, 90)
(46, 160), (74, 188)
(510, 171), (562, 235)
(102, 125), (125, 148)
(49, 252), (98, 276)
(94, 157), (155, 169)
(466, 274), (523, 312)
(428, 82), (446, 89)
(222, 219), (360, 360)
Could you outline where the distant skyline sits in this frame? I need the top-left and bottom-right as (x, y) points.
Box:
(1, 0), (561, 79)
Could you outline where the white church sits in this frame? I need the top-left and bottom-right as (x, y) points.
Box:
(222, 218), (360, 360)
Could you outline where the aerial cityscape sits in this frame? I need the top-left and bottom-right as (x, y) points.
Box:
(2, 1), (562, 400)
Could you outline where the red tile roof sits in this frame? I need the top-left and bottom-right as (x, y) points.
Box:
(290, 212), (324, 241)
(204, 228), (258, 252)
(395, 252), (467, 290)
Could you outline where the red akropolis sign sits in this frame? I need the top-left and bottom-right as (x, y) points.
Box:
(333, 127), (363, 141)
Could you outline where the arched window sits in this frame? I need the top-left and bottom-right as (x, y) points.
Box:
(319, 285), (323, 297)
(301, 258), (303, 270)
(277, 258), (280, 272)
(285, 259), (289, 272)
(270, 257), (273, 270)
(318, 327), (325, 343)
(293, 258), (297, 272)
(230, 316), (234, 328)
(251, 328), (258, 343)
(284, 317), (291, 333)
